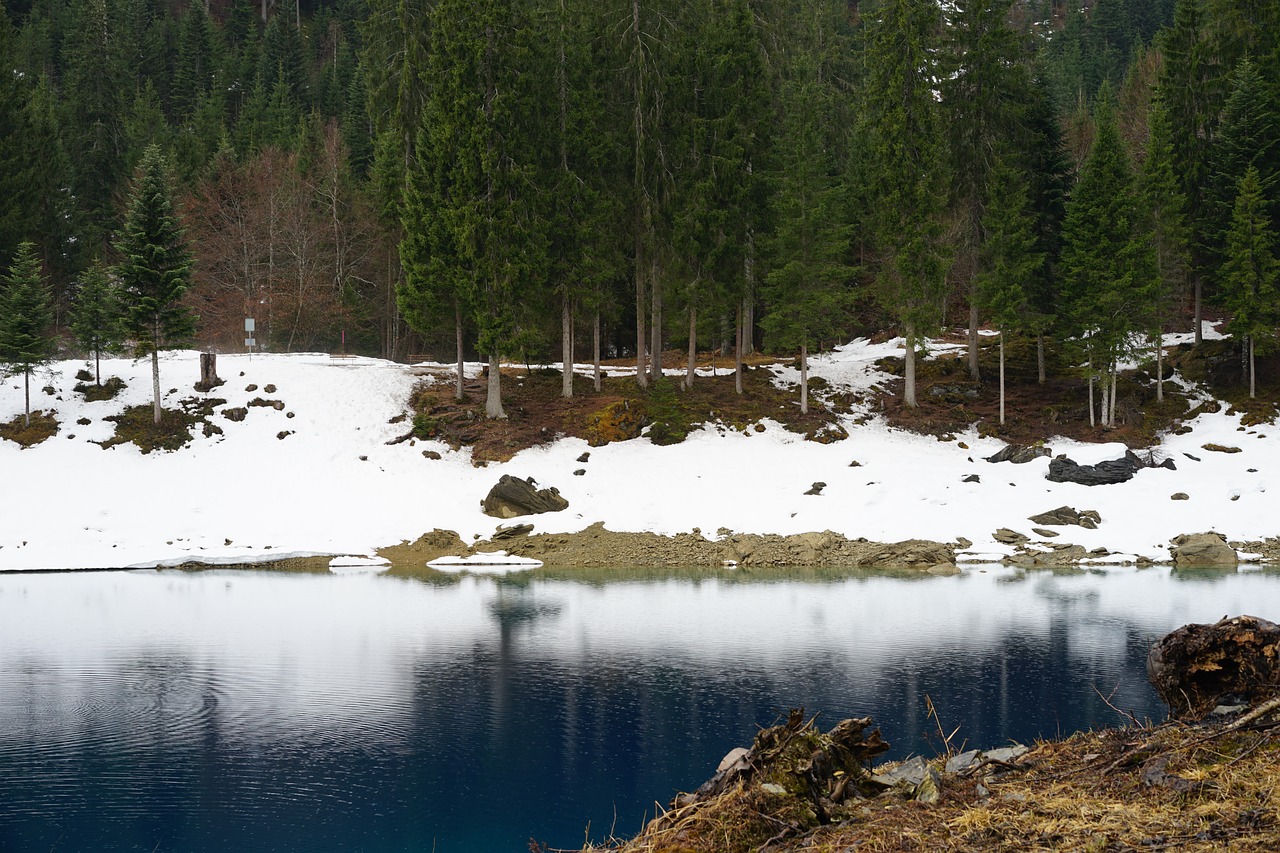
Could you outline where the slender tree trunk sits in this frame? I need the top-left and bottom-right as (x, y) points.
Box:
(631, 0), (647, 390)
(1037, 334), (1046, 384)
(23, 370), (31, 427)
(649, 263), (661, 382)
(734, 300), (744, 395)
(968, 298), (980, 381)
(1193, 274), (1203, 346)
(151, 345), (162, 425)
(904, 325), (917, 407)
(998, 330), (1006, 425)
(635, 237), (647, 387)
(1109, 364), (1118, 428)
(593, 310), (601, 393)
(95, 349), (101, 385)
(1156, 337), (1164, 403)
(800, 342), (809, 415)
(485, 352), (506, 419)
(1250, 336), (1256, 399)
(686, 306), (696, 388)
(561, 295), (573, 398)
(454, 301), (465, 401)
(1088, 352), (1095, 428)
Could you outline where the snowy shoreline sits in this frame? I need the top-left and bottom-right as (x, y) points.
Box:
(2, 331), (1276, 573)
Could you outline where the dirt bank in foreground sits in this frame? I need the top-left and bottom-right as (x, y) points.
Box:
(574, 703), (1280, 853)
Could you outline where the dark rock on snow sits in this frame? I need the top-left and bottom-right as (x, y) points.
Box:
(805, 481), (826, 495)
(481, 475), (569, 519)
(985, 444), (1051, 464)
(1027, 505), (1101, 528)
(1046, 450), (1175, 486)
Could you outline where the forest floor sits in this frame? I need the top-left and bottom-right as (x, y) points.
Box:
(409, 330), (1280, 465)
(571, 703), (1280, 853)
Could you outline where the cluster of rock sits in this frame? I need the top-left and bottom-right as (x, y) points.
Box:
(985, 443), (1176, 486)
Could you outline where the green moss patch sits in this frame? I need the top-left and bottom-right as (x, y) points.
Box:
(74, 376), (126, 402)
(0, 411), (59, 447)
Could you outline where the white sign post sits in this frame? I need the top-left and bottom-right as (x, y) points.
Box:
(245, 318), (256, 358)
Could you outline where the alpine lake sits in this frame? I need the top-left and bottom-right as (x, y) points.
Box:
(3, 561), (1280, 852)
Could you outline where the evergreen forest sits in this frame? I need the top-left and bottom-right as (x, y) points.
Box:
(0, 0), (1278, 418)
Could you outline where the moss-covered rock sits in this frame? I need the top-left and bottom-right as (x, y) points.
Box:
(585, 400), (647, 447)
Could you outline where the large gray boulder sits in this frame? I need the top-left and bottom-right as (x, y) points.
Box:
(1170, 532), (1238, 567)
(985, 444), (1051, 464)
(481, 475), (569, 519)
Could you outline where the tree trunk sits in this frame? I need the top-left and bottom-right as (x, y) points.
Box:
(800, 342), (809, 415)
(1156, 337), (1164, 403)
(734, 300), (744, 395)
(454, 301), (465, 401)
(23, 370), (31, 427)
(998, 330), (1006, 425)
(686, 306), (696, 388)
(1193, 274), (1203, 346)
(1088, 353), (1095, 428)
(649, 263), (661, 383)
(1250, 336), (1256, 399)
(635, 240), (647, 387)
(1037, 334), (1046, 385)
(903, 325), (917, 407)
(968, 298), (980, 381)
(561, 295), (573, 398)
(593, 310), (601, 393)
(1109, 364), (1118, 428)
(95, 348), (101, 386)
(151, 345), (162, 425)
(485, 352), (506, 419)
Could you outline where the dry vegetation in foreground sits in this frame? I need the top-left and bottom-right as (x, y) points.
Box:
(572, 703), (1280, 853)
(0, 410), (59, 447)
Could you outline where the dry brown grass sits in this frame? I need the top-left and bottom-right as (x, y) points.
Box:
(578, 712), (1280, 853)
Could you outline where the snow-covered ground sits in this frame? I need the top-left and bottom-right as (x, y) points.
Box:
(1, 327), (1273, 571)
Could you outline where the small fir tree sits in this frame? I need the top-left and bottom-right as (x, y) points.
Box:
(977, 158), (1044, 425)
(70, 259), (124, 385)
(0, 241), (56, 427)
(1220, 167), (1280, 398)
(115, 145), (195, 425)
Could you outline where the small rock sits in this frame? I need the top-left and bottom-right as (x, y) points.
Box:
(577, 452), (590, 463)
(955, 537), (973, 549)
(927, 563), (961, 576)
(760, 782), (787, 796)
(945, 750), (981, 775)
(1184, 452), (1201, 461)
(264, 384), (277, 393)
(985, 444), (1051, 464)
(983, 745), (1029, 764)
(848, 460), (862, 467)
(423, 450), (442, 460)
(1248, 468), (1258, 473)
(718, 747), (750, 773)
(1032, 527), (1059, 538)
(1202, 443), (1241, 454)
(277, 431), (293, 440)
(573, 468), (586, 476)
(1171, 492), (1189, 501)
(358, 454), (368, 461)
(804, 482), (826, 495)
(993, 528), (1029, 545)
(245, 384), (258, 392)
(962, 474), (980, 483)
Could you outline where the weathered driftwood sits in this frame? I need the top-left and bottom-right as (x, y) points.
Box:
(1147, 615), (1280, 720)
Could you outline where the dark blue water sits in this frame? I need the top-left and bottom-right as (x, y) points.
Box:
(2, 565), (1279, 852)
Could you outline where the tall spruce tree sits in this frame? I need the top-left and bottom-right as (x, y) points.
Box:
(1138, 95), (1191, 402)
(1208, 61), (1280, 263)
(115, 146), (195, 425)
(941, 0), (1032, 381)
(0, 241), (56, 427)
(70, 259), (123, 386)
(1060, 87), (1157, 427)
(861, 0), (950, 407)
(977, 158), (1043, 426)
(1220, 167), (1279, 399)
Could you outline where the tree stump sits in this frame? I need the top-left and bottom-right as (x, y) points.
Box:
(1147, 615), (1280, 720)
(195, 352), (224, 392)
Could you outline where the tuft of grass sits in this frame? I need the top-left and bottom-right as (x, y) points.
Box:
(74, 375), (126, 402)
(0, 411), (59, 447)
(100, 405), (197, 453)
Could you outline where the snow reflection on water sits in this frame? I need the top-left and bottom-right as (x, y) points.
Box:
(2, 565), (1280, 852)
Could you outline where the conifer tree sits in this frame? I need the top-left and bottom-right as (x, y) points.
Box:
(0, 242), (56, 427)
(1208, 61), (1280, 261)
(861, 0), (950, 407)
(115, 146), (195, 425)
(1060, 87), (1157, 427)
(762, 54), (853, 416)
(1138, 95), (1191, 402)
(1220, 167), (1279, 399)
(69, 259), (123, 386)
(977, 158), (1043, 425)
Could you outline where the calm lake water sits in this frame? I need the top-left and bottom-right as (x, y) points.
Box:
(3, 564), (1280, 852)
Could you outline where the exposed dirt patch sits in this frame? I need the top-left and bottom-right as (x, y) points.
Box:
(403, 352), (841, 465)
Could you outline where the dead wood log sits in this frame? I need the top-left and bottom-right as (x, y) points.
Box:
(1147, 615), (1280, 720)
